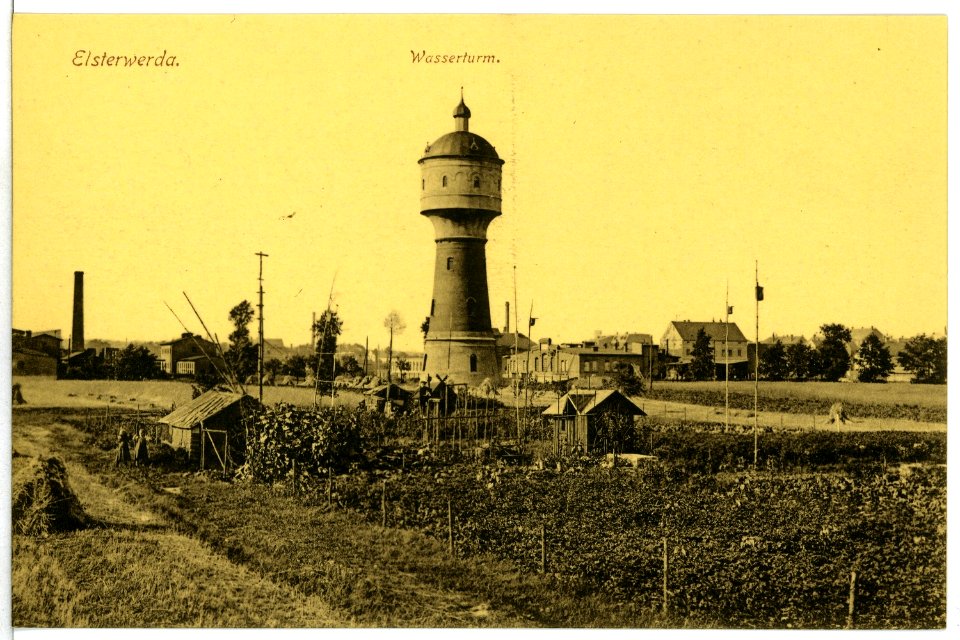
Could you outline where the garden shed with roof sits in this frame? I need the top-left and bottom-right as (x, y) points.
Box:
(542, 389), (646, 456)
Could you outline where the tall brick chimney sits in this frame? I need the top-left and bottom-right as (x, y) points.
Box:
(72, 271), (84, 352)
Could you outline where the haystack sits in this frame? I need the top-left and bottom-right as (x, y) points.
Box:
(12, 456), (89, 536)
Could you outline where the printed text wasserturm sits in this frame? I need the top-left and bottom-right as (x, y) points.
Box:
(411, 50), (499, 63)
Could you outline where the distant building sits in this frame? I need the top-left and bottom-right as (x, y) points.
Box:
(762, 333), (810, 348)
(12, 329), (62, 375)
(660, 320), (750, 380)
(502, 338), (658, 388)
(159, 332), (220, 377)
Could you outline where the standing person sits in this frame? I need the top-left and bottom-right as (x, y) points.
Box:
(134, 429), (149, 466)
(115, 429), (132, 466)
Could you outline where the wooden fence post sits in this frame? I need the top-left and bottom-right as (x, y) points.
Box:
(846, 570), (857, 629)
(662, 536), (669, 617)
(447, 498), (454, 556)
(540, 524), (547, 574)
(381, 479), (387, 528)
(327, 467), (332, 508)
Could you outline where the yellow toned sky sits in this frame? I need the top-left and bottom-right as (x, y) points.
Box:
(11, 14), (947, 352)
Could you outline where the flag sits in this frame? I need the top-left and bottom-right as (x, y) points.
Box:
(529, 317), (536, 327)
(727, 305), (734, 315)
(756, 285), (764, 302)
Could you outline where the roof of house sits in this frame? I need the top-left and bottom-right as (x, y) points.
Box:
(159, 390), (258, 429)
(365, 384), (412, 400)
(160, 333), (218, 348)
(762, 334), (808, 346)
(542, 389), (646, 417)
(667, 321), (748, 343)
(12, 346), (56, 359)
(597, 333), (654, 348)
(495, 331), (533, 351)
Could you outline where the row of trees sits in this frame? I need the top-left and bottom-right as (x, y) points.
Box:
(687, 324), (946, 384)
(223, 301), (413, 389)
(760, 326), (947, 384)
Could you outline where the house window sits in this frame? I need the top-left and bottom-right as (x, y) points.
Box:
(738, 349), (742, 356)
(442, 175), (448, 187)
(446, 257), (453, 270)
(469, 354), (478, 372)
(473, 176), (481, 188)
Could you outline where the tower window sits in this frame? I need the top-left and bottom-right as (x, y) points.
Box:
(466, 297), (476, 317)
(430, 299), (435, 315)
(442, 175), (448, 187)
(473, 176), (481, 188)
(446, 257), (453, 270)
(423, 354), (427, 369)
(470, 354), (478, 372)
(422, 179), (425, 190)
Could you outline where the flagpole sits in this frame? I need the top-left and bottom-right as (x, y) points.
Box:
(725, 280), (730, 430)
(754, 261), (759, 468)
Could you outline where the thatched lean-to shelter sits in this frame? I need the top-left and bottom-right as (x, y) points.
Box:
(159, 390), (260, 468)
(364, 384), (412, 413)
(542, 389), (646, 456)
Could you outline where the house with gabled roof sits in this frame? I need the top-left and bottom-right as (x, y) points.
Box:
(660, 320), (750, 380)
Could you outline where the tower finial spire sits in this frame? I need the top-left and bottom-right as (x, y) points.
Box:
(453, 90), (471, 132)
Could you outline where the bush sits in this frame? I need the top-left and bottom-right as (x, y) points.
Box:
(242, 403), (366, 483)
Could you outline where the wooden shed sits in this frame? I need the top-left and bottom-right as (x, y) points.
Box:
(159, 390), (260, 468)
(542, 389), (646, 456)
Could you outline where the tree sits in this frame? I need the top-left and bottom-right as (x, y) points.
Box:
(312, 309), (343, 393)
(338, 354), (364, 378)
(854, 333), (894, 383)
(689, 328), (715, 381)
(785, 342), (817, 381)
(759, 340), (789, 381)
(113, 344), (161, 380)
(816, 323), (852, 382)
(395, 357), (412, 382)
(283, 354), (309, 380)
(225, 300), (258, 381)
(898, 334), (947, 384)
(611, 361), (644, 396)
(383, 311), (406, 383)
(264, 358), (284, 378)
(420, 317), (430, 339)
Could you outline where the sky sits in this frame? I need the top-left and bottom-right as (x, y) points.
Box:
(10, 13), (948, 353)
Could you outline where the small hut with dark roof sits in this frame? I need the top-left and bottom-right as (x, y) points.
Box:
(542, 389), (646, 456)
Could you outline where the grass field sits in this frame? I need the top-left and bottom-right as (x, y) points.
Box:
(649, 380), (947, 408)
(11, 376), (367, 411)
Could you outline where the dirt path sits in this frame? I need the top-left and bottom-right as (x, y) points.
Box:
(11, 410), (530, 627)
(11, 411), (349, 627)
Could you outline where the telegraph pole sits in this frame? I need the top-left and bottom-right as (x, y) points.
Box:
(725, 280), (730, 429)
(256, 251), (269, 405)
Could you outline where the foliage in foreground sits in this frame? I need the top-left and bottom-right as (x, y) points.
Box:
(329, 462), (945, 629)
